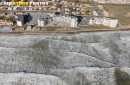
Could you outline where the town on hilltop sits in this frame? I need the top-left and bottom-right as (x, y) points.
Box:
(0, 0), (129, 32)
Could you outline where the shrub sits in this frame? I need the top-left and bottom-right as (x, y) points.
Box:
(115, 68), (130, 85)
(75, 71), (91, 85)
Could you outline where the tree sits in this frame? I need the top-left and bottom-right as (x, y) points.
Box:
(69, 7), (73, 13)
(7, 16), (16, 25)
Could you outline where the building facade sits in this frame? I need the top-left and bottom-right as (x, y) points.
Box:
(17, 15), (24, 26)
(38, 18), (52, 27)
(0, 20), (13, 25)
(89, 17), (118, 27)
(38, 18), (45, 27)
(53, 15), (78, 27)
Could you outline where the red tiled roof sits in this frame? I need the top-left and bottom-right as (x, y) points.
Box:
(0, 19), (13, 25)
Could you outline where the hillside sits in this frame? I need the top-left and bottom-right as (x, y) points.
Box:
(0, 31), (130, 85)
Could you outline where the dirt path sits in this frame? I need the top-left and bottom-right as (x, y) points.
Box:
(0, 27), (130, 36)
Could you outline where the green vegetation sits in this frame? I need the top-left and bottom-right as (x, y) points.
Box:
(56, 4), (61, 8)
(7, 16), (17, 25)
(81, 24), (110, 29)
(0, 16), (16, 25)
(46, 15), (50, 18)
(36, 8), (39, 10)
(75, 71), (90, 85)
(42, 26), (59, 31)
(67, 0), (79, 2)
(115, 68), (130, 85)
(33, 24), (37, 27)
(71, 27), (81, 30)
(79, 0), (92, 4)
(67, 0), (92, 4)
(86, 10), (91, 15)
(0, 16), (6, 20)
(103, 5), (130, 26)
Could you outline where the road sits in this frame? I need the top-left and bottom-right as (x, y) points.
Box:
(1, 27), (130, 36)
(92, 0), (104, 16)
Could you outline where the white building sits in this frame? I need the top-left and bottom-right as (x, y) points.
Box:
(89, 17), (118, 27)
(71, 18), (78, 27)
(53, 15), (78, 27)
(8, 6), (13, 10)
(38, 18), (45, 27)
(38, 18), (52, 27)
(17, 15), (24, 26)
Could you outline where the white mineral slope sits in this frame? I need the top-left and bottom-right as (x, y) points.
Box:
(121, 67), (130, 75)
(0, 35), (50, 48)
(0, 31), (129, 69)
(59, 51), (114, 68)
(73, 67), (116, 85)
(0, 72), (67, 85)
(49, 31), (130, 67)
(0, 31), (130, 85)
(45, 67), (116, 85)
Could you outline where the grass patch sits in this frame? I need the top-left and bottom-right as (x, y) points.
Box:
(75, 71), (91, 85)
(67, 0), (92, 4)
(42, 26), (59, 31)
(81, 24), (110, 29)
(71, 28), (81, 30)
(102, 5), (130, 26)
(115, 68), (130, 85)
